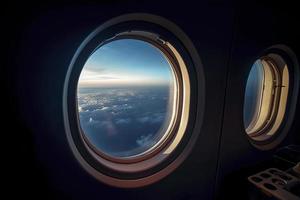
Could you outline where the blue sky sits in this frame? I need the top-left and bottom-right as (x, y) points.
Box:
(243, 59), (264, 127)
(78, 39), (174, 87)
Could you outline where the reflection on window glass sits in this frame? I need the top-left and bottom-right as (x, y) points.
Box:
(77, 39), (175, 158)
(244, 60), (264, 130)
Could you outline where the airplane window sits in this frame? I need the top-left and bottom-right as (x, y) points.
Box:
(244, 54), (289, 142)
(77, 39), (177, 159)
(63, 14), (204, 188)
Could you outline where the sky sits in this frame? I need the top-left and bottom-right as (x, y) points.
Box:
(243, 59), (264, 127)
(78, 39), (174, 88)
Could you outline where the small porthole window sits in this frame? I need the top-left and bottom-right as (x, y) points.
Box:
(63, 14), (204, 188)
(77, 38), (177, 160)
(244, 53), (290, 143)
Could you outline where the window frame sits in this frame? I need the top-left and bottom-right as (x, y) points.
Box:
(246, 56), (284, 136)
(76, 31), (185, 164)
(63, 13), (205, 188)
(244, 46), (299, 150)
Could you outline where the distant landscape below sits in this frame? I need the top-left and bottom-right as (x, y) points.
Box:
(77, 86), (173, 157)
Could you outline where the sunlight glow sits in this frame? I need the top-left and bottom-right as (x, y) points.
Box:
(78, 39), (173, 88)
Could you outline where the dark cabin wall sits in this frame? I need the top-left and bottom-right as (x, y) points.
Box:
(3, 1), (299, 200)
(4, 1), (235, 199)
(215, 1), (300, 199)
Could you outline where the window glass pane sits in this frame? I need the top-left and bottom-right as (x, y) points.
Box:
(77, 39), (175, 158)
(244, 59), (264, 130)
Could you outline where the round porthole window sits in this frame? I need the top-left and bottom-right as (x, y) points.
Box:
(243, 46), (299, 149)
(63, 14), (204, 187)
(77, 38), (177, 161)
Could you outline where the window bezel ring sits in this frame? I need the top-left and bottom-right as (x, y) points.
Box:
(63, 13), (205, 188)
(244, 45), (299, 150)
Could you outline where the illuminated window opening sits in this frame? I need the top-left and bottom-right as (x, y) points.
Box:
(63, 14), (204, 188)
(244, 54), (289, 142)
(76, 31), (190, 166)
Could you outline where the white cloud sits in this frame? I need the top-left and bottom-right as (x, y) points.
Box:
(136, 134), (154, 147)
(137, 113), (165, 124)
(101, 106), (109, 111)
(115, 118), (131, 125)
(137, 116), (150, 123)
